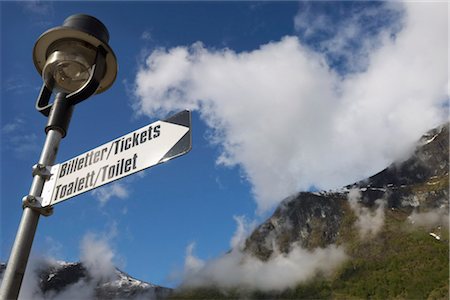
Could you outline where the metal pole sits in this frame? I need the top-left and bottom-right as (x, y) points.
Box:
(0, 93), (72, 300)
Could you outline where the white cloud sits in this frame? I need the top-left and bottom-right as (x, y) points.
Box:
(2, 117), (41, 158)
(90, 170), (147, 206)
(91, 182), (129, 206)
(179, 217), (347, 291)
(294, 2), (404, 73)
(39, 232), (118, 299)
(182, 244), (346, 292)
(21, 0), (53, 17)
(19, 1), (54, 28)
(46, 279), (96, 300)
(408, 209), (449, 228)
(2, 117), (25, 134)
(134, 3), (448, 213)
(141, 30), (153, 41)
(184, 243), (205, 275)
(347, 189), (386, 238)
(4, 78), (35, 95)
(80, 233), (117, 283)
(229, 215), (257, 250)
(17, 258), (46, 300)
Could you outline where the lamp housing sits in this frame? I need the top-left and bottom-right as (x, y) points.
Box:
(33, 14), (117, 94)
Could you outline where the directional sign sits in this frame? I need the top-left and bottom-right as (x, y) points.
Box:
(41, 110), (191, 207)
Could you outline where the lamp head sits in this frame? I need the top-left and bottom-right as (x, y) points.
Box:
(33, 14), (117, 94)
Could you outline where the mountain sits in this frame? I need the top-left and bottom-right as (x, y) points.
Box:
(174, 123), (449, 299)
(0, 261), (172, 299)
(244, 123), (448, 260)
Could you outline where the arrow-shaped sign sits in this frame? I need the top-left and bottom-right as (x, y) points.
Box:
(40, 110), (191, 207)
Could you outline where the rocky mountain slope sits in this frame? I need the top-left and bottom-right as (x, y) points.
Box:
(244, 123), (448, 260)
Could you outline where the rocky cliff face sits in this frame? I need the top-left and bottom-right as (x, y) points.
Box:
(244, 192), (346, 260)
(244, 123), (449, 260)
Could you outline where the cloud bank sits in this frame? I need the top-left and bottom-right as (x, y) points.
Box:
(182, 243), (346, 292)
(134, 3), (447, 213)
(179, 217), (347, 292)
(408, 209), (449, 229)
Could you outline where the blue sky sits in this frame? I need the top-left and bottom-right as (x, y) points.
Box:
(1, 1), (448, 290)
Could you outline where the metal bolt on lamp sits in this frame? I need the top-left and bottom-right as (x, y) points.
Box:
(0, 14), (117, 300)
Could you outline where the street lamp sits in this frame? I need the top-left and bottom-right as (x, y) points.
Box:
(34, 14), (117, 96)
(0, 14), (117, 300)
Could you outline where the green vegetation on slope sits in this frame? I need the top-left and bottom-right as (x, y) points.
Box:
(171, 209), (449, 299)
(330, 210), (449, 299)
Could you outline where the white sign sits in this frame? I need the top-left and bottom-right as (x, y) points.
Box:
(41, 110), (191, 207)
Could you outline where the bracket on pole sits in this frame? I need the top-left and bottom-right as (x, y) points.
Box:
(31, 163), (52, 179)
(22, 195), (53, 216)
(24, 164), (54, 216)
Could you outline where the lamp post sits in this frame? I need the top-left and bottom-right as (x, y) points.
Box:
(0, 14), (117, 300)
